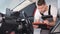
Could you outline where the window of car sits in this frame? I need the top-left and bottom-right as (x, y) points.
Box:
(0, 0), (25, 14)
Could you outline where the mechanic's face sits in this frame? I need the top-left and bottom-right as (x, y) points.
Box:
(37, 4), (47, 13)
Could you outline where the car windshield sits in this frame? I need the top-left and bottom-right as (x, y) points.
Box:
(0, 0), (25, 14)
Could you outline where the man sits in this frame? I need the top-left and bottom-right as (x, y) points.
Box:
(33, 0), (57, 34)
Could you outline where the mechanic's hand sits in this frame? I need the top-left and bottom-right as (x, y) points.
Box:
(43, 20), (49, 25)
(33, 25), (39, 28)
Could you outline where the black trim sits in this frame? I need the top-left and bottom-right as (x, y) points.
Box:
(48, 5), (51, 15)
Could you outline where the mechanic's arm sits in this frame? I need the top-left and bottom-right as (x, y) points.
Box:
(33, 11), (43, 28)
(33, 19), (43, 28)
(47, 17), (57, 26)
(44, 5), (57, 26)
(49, 5), (57, 26)
(33, 12), (43, 24)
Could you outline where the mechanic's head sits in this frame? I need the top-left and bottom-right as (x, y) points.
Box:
(37, 0), (48, 13)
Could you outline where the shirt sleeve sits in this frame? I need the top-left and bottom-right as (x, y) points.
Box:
(51, 5), (57, 18)
(34, 9), (40, 22)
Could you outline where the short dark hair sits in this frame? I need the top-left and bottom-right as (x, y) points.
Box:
(37, 0), (46, 6)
